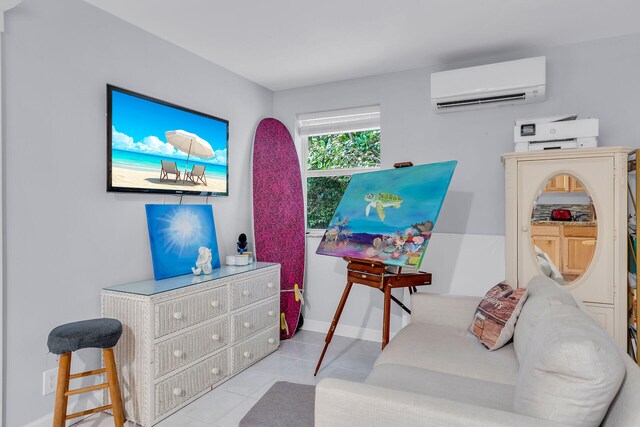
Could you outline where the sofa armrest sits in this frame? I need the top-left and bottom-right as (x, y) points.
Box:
(316, 379), (567, 427)
(410, 292), (482, 329)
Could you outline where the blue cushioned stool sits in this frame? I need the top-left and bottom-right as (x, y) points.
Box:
(47, 318), (125, 426)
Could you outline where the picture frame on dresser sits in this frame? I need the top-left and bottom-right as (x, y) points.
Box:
(101, 262), (280, 426)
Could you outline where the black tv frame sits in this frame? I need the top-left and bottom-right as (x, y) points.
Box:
(106, 84), (229, 197)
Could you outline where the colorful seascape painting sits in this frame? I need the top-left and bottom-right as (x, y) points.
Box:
(146, 204), (220, 280)
(109, 86), (228, 195)
(316, 161), (457, 268)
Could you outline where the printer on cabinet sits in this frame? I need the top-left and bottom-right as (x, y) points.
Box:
(514, 114), (598, 152)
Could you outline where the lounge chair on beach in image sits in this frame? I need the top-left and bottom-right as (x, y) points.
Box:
(186, 165), (207, 185)
(160, 160), (181, 182)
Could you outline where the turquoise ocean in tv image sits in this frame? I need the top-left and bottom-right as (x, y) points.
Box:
(112, 149), (227, 179)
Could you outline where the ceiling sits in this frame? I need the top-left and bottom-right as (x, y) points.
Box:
(83, 0), (640, 91)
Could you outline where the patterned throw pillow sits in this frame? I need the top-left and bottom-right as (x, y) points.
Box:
(470, 282), (529, 350)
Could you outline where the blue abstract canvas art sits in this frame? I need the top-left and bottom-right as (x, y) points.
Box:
(316, 161), (457, 269)
(146, 204), (220, 280)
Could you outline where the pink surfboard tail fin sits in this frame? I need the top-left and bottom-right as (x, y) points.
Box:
(294, 284), (304, 305)
(280, 312), (290, 336)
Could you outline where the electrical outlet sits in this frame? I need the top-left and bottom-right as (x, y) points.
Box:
(42, 368), (58, 395)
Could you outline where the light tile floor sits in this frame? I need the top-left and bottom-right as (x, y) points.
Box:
(73, 331), (380, 427)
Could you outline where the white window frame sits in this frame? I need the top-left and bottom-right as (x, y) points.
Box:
(298, 106), (381, 235)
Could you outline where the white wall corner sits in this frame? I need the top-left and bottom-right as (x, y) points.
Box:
(0, 0), (23, 31)
(0, 2), (21, 425)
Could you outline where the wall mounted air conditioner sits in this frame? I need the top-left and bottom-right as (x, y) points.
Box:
(431, 56), (546, 113)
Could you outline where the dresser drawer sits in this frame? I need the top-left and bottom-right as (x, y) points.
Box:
(155, 318), (228, 378)
(563, 225), (597, 238)
(155, 350), (228, 419)
(231, 325), (279, 373)
(155, 286), (228, 338)
(231, 298), (279, 343)
(230, 271), (279, 310)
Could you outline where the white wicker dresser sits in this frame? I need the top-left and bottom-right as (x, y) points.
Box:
(101, 262), (280, 426)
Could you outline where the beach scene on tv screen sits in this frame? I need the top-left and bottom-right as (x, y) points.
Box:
(110, 89), (228, 194)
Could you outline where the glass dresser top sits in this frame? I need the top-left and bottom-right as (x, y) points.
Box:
(103, 262), (279, 296)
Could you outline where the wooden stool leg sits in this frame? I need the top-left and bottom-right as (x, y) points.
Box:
(103, 348), (125, 426)
(53, 353), (71, 427)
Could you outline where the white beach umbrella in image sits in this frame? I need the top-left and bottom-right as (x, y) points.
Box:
(165, 130), (214, 176)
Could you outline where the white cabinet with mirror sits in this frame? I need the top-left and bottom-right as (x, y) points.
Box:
(503, 147), (631, 350)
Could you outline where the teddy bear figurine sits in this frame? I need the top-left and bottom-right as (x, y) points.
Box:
(192, 247), (213, 276)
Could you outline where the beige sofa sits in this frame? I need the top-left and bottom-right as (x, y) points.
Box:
(315, 276), (640, 427)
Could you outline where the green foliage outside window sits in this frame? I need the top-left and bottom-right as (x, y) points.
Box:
(306, 130), (380, 229)
(307, 176), (351, 230)
(307, 130), (381, 170)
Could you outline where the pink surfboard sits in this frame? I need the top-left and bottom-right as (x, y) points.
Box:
(252, 118), (305, 340)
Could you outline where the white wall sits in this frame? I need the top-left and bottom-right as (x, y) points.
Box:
(4, 0), (273, 425)
(273, 32), (640, 340)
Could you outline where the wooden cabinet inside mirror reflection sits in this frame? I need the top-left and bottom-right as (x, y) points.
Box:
(627, 149), (639, 364)
(531, 223), (597, 283)
(503, 147), (632, 354)
(543, 175), (586, 192)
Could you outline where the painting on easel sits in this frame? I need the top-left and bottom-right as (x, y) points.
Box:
(316, 160), (457, 268)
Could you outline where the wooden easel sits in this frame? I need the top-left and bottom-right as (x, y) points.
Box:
(314, 160), (433, 375)
(314, 257), (432, 375)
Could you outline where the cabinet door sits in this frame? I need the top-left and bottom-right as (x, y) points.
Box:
(518, 157), (613, 304)
(532, 235), (561, 269)
(584, 303), (615, 336)
(563, 237), (597, 275)
(569, 177), (586, 192)
(544, 175), (569, 192)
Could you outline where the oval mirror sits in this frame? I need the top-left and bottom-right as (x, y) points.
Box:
(530, 174), (597, 285)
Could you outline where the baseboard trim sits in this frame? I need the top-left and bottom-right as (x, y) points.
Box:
(23, 413), (54, 427)
(24, 411), (97, 427)
(24, 391), (101, 427)
(300, 319), (399, 343)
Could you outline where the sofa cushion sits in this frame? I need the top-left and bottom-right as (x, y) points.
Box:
(602, 355), (640, 427)
(513, 304), (625, 427)
(367, 363), (515, 412)
(513, 275), (578, 360)
(376, 322), (519, 385)
(469, 282), (529, 350)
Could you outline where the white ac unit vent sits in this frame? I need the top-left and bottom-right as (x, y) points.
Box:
(431, 57), (546, 113)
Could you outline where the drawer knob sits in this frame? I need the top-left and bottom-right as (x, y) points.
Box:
(211, 300), (220, 307)
(211, 334), (220, 341)
(211, 367), (220, 375)
(267, 282), (274, 289)
(243, 351), (251, 358)
(268, 338), (275, 344)
(243, 322), (251, 329)
(267, 310), (274, 317)
(521, 226), (529, 232)
(173, 349), (183, 358)
(173, 312), (183, 320)
(172, 388), (182, 396)
(242, 290), (249, 296)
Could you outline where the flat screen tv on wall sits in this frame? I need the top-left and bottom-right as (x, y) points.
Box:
(107, 85), (229, 196)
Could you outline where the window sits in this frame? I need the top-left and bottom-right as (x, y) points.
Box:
(298, 106), (381, 232)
